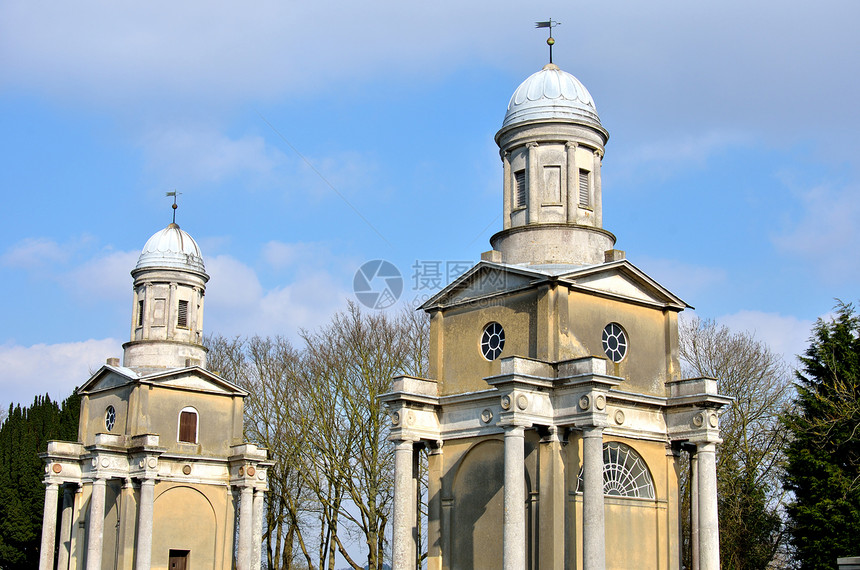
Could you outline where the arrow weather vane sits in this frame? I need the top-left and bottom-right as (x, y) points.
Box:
(166, 191), (182, 224)
(535, 19), (561, 64)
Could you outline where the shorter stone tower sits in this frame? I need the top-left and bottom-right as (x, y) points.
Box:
(39, 222), (269, 570)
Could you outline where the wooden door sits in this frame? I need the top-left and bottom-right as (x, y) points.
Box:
(168, 549), (190, 570)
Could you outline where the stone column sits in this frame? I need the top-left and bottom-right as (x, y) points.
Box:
(86, 478), (107, 570)
(56, 485), (75, 570)
(503, 425), (526, 570)
(39, 482), (59, 570)
(503, 151), (512, 229)
(252, 488), (265, 570)
(592, 149), (603, 227)
(582, 427), (605, 570)
(565, 142), (578, 222)
(691, 452), (700, 570)
(526, 143), (538, 225)
(191, 287), (201, 343)
(167, 282), (177, 337)
(697, 442), (719, 570)
(392, 440), (415, 570)
(142, 282), (153, 339)
(237, 485), (254, 570)
(427, 443), (443, 570)
(135, 478), (155, 570)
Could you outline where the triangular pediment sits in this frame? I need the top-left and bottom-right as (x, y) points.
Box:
(79, 365), (246, 397)
(420, 262), (547, 309)
(558, 260), (689, 309)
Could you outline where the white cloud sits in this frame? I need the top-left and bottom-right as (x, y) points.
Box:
(771, 181), (860, 282)
(633, 256), (727, 303)
(141, 125), (282, 185)
(1, 237), (67, 269)
(716, 310), (815, 367)
(0, 338), (121, 405)
(204, 253), (350, 339)
(65, 250), (140, 303)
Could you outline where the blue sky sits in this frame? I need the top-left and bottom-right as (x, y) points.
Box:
(2, 0), (859, 406)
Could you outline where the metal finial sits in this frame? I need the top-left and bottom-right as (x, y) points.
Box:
(166, 191), (182, 224)
(535, 19), (561, 64)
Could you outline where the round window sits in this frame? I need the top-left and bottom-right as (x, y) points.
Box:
(481, 322), (505, 361)
(105, 406), (116, 431)
(602, 323), (628, 362)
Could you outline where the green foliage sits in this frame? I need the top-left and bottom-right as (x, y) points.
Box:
(0, 391), (80, 569)
(783, 302), (860, 569)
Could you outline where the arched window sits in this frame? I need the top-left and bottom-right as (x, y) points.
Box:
(178, 407), (198, 443)
(576, 441), (655, 499)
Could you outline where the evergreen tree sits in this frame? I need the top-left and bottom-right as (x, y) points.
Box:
(0, 392), (80, 569)
(783, 302), (860, 569)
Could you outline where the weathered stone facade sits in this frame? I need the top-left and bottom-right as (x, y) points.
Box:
(381, 64), (729, 570)
(39, 223), (269, 570)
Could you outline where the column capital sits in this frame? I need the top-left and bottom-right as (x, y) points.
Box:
(526, 141), (539, 149)
(565, 141), (579, 149)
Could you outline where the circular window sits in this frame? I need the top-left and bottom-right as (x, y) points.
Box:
(105, 406), (116, 431)
(602, 323), (628, 362)
(481, 322), (505, 361)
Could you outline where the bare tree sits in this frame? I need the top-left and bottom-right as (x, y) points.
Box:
(205, 301), (430, 570)
(678, 317), (793, 569)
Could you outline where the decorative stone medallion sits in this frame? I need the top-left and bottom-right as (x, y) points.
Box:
(52, 463), (62, 474)
(182, 464), (192, 475)
(391, 411), (401, 426)
(516, 394), (528, 410)
(247, 466), (256, 477)
(614, 410), (625, 425)
(708, 413), (719, 428)
(238, 466), (245, 476)
(406, 411), (416, 426)
(148, 458), (158, 469)
(693, 412), (705, 427)
(481, 409), (493, 424)
(595, 394), (606, 410)
(501, 395), (512, 410)
(579, 395), (591, 411)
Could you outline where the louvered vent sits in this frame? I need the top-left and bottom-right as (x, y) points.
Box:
(579, 169), (590, 207)
(177, 300), (189, 328)
(137, 300), (144, 327)
(515, 170), (526, 208)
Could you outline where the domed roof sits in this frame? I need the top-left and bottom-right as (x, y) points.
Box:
(134, 223), (206, 274)
(502, 63), (601, 130)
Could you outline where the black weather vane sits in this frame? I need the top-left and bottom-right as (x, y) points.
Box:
(535, 19), (561, 64)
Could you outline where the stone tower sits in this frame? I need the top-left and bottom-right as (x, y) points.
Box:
(382, 63), (729, 570)
(39, 222), (269, 570)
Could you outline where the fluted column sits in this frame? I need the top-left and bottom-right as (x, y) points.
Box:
(697, 442), (719, 570)
(503, 425), (526, 570)
(503, 151), (512, 229)
(38, 483), (59, 570)
(86, 478), (106, 570)
(582, 427), (605, 570)
(237, 485), (254, 570)
(392, 440), (415, 570)
(135, 478), (155, 570)
(56, 485), (75, 570)
(252, 488), (265, 570)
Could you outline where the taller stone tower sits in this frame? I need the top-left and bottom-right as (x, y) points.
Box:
(383, 62), (729, 570)
(39, 221), (269, 570)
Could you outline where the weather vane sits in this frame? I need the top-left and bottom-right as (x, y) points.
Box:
(166, 191), (182, 224)
(535, 19), (561, 64)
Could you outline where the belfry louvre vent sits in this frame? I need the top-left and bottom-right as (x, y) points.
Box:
(579, 169), (590, 207)
(177, 300), (189, 328)
(515, 170), (526, 208)
(138, 300), (144, 327)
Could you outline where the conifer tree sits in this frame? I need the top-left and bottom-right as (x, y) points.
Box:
(0, 392), (80, 569)
(783, 302), (860, 569)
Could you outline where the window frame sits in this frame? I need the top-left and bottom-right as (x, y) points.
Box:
(177, 406), (199, 444)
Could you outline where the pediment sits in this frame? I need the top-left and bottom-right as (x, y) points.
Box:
(420, 262), (546, 309)
(80, 368), (136, 393)
(142, 368), (247, 396)
(559, 261), (689, 309)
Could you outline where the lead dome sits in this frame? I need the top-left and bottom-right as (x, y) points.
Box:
(501, 63), (601, 131)
(134, 222), (206, 275)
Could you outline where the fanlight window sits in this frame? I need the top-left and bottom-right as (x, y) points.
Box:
(576, 441), (655, 499)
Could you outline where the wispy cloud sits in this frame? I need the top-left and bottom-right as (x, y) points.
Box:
(0, 338), (122, 406)
(715, 309), (815, 367)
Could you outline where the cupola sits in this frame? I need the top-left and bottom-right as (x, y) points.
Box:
(490, 63), (615, 267)
(122, 222), (209, 371)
